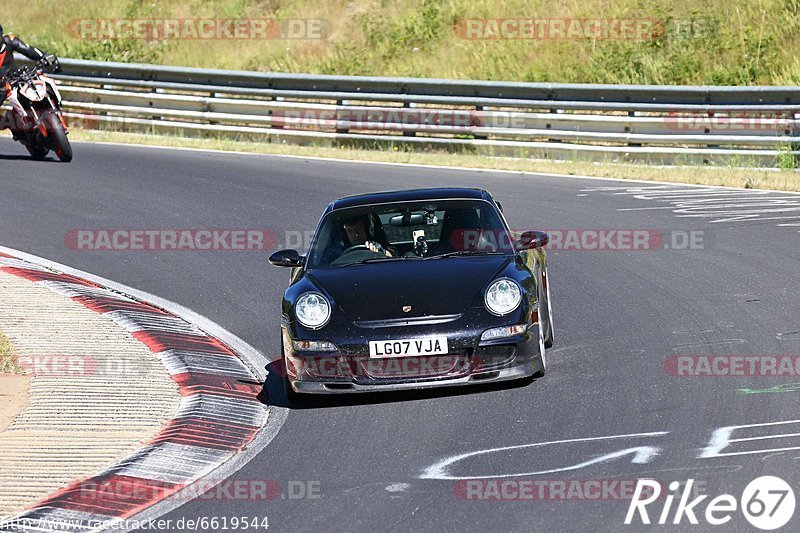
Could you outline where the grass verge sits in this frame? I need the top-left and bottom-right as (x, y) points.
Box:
(65, 129), (800, 192)
(9, 0), (800, 85)
(0, 332), (23, 375)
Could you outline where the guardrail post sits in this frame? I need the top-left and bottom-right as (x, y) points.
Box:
(271, 97), (284, 130)
(705, 111), (720, 149)
(473, 105), (487, 140)
(403, 101), (416, 137)
(205, 92), (216, 126)
(547, 109), (561, 143)
(790, 112), (800, 167)
(336, 100), (348, 134)
(627, 110), (641, 147)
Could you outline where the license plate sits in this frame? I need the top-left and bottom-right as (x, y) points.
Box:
(369, 336), (449, 358)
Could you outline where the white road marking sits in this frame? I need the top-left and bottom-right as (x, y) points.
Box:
(700, 419), (800, 458)
(420, 431), (669, 480)
(583, 185), (800, 231)
(618, 206), (678, 211)
(672, 338), (746, 349)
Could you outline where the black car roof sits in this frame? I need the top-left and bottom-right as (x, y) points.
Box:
(331, 187), (491, 210)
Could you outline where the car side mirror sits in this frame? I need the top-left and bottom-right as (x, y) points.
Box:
(516, 230), (549, 250)
(269, 249), (303, 267)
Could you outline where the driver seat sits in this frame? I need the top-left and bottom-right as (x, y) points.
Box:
(433, 209), (484, 254)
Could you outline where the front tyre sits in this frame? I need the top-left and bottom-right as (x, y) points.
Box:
(542, 266), (555, 348)
(283, 368), (299, 403)
(280, 337), (300, 404)
(533, 312), (546, 379)
(44, 113), (72, 163)
(26, 143), (49, 159)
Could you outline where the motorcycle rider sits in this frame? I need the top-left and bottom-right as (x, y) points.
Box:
(1, 24), (60, 136)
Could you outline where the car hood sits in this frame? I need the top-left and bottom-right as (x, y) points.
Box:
(308, 255), (512, 322)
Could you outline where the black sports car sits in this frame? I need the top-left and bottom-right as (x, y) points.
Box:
(269, 187), (554, 396)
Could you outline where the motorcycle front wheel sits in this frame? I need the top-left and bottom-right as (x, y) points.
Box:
(26, 143), (49, 159)
(43, 113), (72, 163)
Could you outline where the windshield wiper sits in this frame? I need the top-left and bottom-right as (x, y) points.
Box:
(424, 250), (504, 259)
(341, 255), (419, 266)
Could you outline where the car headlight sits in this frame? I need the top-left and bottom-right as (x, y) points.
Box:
(295, 292), (331, 329)
(484, 278), (522, 316)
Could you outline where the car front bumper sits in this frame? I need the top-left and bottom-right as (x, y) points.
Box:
(285, 323), (544, 395)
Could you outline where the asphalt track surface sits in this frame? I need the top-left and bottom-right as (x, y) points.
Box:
(2, 138), (800, 532)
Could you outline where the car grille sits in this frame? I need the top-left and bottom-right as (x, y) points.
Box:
(351, 353), (471, 382)
(353, 314), (462, 329)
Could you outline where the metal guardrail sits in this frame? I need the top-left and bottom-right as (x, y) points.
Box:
(14, 56), (800, 166)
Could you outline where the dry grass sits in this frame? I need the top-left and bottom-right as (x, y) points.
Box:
(6, 0), (800, 84)
(0, 332), (22, 375)
(66, 129), (800, 192)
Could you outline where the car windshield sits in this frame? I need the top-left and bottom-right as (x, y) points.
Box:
(306, 199), (513, 269)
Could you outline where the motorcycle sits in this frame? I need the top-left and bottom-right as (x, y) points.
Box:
(2, 58), (72, 162)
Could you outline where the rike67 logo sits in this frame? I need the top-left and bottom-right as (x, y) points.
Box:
(625, 476), (795, 530)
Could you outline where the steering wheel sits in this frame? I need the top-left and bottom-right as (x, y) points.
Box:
(341, 244), (370, 254)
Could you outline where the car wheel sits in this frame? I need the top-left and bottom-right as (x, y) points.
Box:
(543, 266), (555, 349)
(533, 312), (546, 379)
(283, 374), (300, 404)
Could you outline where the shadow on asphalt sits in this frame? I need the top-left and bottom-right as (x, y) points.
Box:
(0, 152), (60, 162)
(0, 153), (40, 161)
(258, 359), (537, 410)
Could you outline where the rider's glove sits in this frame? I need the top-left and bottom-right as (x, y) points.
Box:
(44, 55), (60, 73)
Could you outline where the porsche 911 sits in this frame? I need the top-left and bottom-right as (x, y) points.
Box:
(269, 187), (554, 397)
